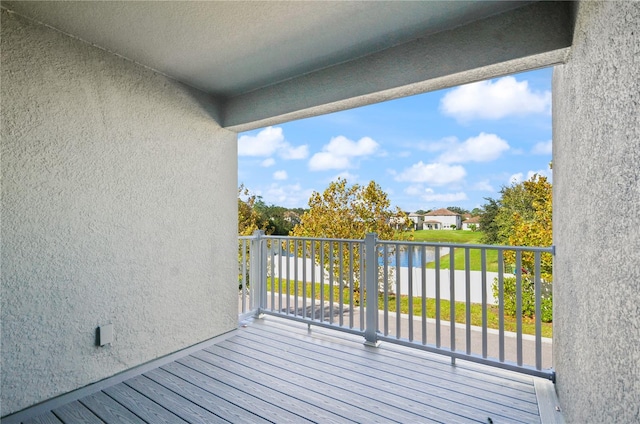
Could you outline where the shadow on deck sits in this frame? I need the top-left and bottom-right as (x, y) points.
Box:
(7, 317), (563, 423)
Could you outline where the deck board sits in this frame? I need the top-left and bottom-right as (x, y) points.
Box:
(227, 331), (538, 422)
(52, 401), (104, 424)
(79, 392), (144, 424)
(191, 349), (406, 423)
(247, 319), (537, 394)
(22, 412), (63, 424)
(156, 363), (313, 423)
(7, 316), (547, 424)
(103, 383), (188, 424)
(142, 369), (271, 424)
(173, 357), (353, 423)
(237, 323), (540, 414)
(215, 337), (479, 423)
(238, 323), (537, 397)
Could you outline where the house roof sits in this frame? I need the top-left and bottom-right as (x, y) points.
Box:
(425, 208), (460, 217)
(1, 1), (572, 131)
(464, 216), (481, 223)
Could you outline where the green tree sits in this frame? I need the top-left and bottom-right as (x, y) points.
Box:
(238, 184), (265, 236)
(291, 178), (410, 293)
(496, 183), (535, 244)
(254, 201), (296, 235)
(505, 175), (553, 279)
(492, 174), (553, 322)
(479, 198), (501, 244)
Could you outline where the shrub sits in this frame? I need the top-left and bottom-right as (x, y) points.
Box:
(492, 276), (552, 323)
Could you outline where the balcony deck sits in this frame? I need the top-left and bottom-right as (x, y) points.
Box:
(16, 317), (561, 424)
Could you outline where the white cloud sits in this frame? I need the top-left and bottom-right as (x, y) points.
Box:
(532, 140), (553, 155)
(509, 169), (552, 184)
(437, 133), (509, 164)
(281, 144), (309, 160)
(331, 171), (358, 183)
(509, 173), (524, 184)
(238, 126), (308, 160)
(422, 189), (468, 203)
(308, 153), (351, 171)
(238, 126), (285, 157)
(395, 162), (466, 185)
(404, 184), (424, 196)
(309, 135), (379, 171)
(273, 170), (288, 180)
(264, 183), (313, 208)
(261, 158), (275, 167)
(472, 180), (495, 192)
(440, 76), (551, 122)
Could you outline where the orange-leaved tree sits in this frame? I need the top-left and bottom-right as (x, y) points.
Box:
(291, 178), (411, 294)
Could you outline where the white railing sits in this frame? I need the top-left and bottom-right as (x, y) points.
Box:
(238, 231), (555, 380)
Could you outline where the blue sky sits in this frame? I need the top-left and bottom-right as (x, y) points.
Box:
(238, 68), (553, 212)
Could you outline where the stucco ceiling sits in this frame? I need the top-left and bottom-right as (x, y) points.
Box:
(2, 1), (533, 97)
(2, 1), (572, 130)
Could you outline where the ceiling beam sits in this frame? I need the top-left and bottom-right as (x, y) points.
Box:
(225, 1), (572, 132)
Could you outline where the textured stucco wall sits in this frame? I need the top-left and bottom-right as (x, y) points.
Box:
(1, 10), (238, 415)
(553, 2), (640, 422)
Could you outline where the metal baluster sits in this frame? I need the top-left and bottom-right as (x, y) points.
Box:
(481, 248), (488, 359)
(450, 247), (456, 364)
(535, 251), (542, 370)
(329, 242), (334, 324)
(359, 242), (365, 330)
(339, 242), (344, 327)
(498, 249), (505, 362)
(278, 240), (283, 314)
(396, 243), (401, 339)
(364, 233), (378, 346)
(435, 245), (441, 348)
(516, 251), (523, 366)
(465, 247), (471, 355)
(241, 239), (247, 313)
(286, 239), (290, 315)
(293, 239), (298, 316)
(349, 241), (355, 329)
(408, 245), (414, 342)
(310, 241), (316, 320)
(302, 241), (308, 319)
(320, 241), (325, 322)
(383, 244), (389, 336)
(421, 245), (427, 345)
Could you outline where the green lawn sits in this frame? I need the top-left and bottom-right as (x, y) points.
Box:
(408, 230), (500, 272)
(266, 279), (552, 338)
(410, 229), (484, 243)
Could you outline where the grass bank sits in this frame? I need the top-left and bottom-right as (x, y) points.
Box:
(266, 279), (552, 338)
(408, 230), (500, 272)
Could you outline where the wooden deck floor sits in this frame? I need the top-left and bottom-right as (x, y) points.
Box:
(17, 317), (554, 424)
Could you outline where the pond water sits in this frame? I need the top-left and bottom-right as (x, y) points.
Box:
(378, 246), (438, 267)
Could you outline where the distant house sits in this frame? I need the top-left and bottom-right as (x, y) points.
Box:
(462, 216), (481, 231)
(388, 214), (410, 230)
(423, 219), (442, 230)
(424, 208), (462, 230)
(283, 210), (301, 226)
(408, 212), (426, 230)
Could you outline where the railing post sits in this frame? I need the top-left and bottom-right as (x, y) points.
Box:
(251, 230), (266, 318)
(364, 233), (380, 347)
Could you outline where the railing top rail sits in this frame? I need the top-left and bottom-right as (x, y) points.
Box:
(376, 239), (554, 253)
(256, 235), (366, 244)
(239, 234), (553, 253)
